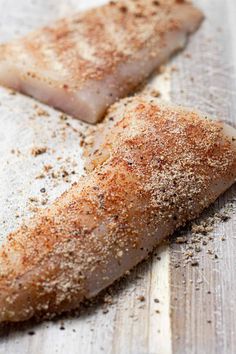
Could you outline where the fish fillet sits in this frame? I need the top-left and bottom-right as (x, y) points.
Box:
(0, 0), (203, 123)
(0, 95), (235, 323)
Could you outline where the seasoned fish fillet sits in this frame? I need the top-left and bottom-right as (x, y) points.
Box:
(0, 0), (203, 123)
(1, 96), (236, 322)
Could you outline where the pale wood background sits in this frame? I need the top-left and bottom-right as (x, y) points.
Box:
(170, 1), (236, 353)
(0, 1), (235, 354)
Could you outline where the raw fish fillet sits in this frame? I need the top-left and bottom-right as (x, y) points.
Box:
(0, 0), (203, 123)
(0, 95), (235, 322)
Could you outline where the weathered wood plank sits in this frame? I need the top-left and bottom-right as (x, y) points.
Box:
(170, 1), (236, 353)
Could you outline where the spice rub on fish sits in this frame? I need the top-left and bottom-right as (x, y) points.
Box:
(0, 95), (235, 323)
(0, 0), (203, 123)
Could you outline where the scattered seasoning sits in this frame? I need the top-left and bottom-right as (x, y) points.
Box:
(44, 164), (53, 172)
(195, 245), (201, 253)
(28, 331), (35, 336)
(29, 197), (38, 203)
(137, 295), (145, 302)
(191, 223), (214, 235)
(191, 260), (199, 267)
(35, 107), (50, 117)
(175, 236), (187, 244)
(11, 148), (21, 156)
(35, 173), (45, 179)
(103, 294), (113, 305)
(9, 90), (16, 95)
(171, 65), (179, 72)
(31, 147), (47, 157)
(151, 89), (161, 97)
(220, 214), (230, 222)
(102, 309), (109, 314)
(60, 113), (68, 121)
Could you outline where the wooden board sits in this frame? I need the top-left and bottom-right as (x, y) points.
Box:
(0, 1), (235, 353)
(170, 1), (236, 353)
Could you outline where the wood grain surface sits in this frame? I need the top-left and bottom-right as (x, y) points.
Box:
(0, 1), (235, 354)
(170, 1), (236, 353)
